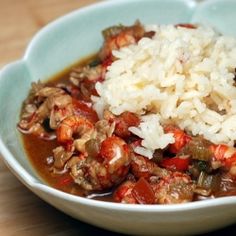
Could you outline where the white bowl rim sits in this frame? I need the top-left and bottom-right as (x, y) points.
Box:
(0, 0), (236, 213)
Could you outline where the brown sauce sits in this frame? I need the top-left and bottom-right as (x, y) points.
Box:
(24, 132), (114, 200)
(20, 54), (236, 202)
(18, 22), (236, 204)
(21, 55), (113, 201)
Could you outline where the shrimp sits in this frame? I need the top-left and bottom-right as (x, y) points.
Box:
(48, 95), (74, 129)
(69, 136), (131, 191)
(56, 115), (95, 153)
(18, 86), (73, 139)
(52, 146), (74, 169)
(151, 172), (195, 204)
(52, 118), (113, 171)
(104, 110), (140, 138)
(101, 32), (135, 59)
(70, 66), (103, 102)
(70, 62), (110, 84)
(130, 154), (169, 180)
(70, 58), (113, 101)
(72, 99), (98, 124)
(34, 87), (75, 129)
(19, 84), (98, 139)
(114, 172), (194, 204)
(66, 154), (87, 178)
(209, 144), (236, 177)
(114, 177), (157, 204)
(164, 125), (192, 154)
(99, 22), (145, 60)
(71, 65), (103, 83)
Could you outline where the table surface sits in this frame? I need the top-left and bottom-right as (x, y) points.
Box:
(0, 0), (235, 235)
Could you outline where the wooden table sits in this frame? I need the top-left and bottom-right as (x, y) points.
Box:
(0, 0), (235, 235)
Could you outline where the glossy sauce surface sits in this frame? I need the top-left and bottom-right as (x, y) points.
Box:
(22, 56), (114, 201)
(20, 54), (236, 203)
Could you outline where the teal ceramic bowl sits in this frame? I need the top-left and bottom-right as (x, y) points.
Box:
(0, 0), (236, 235)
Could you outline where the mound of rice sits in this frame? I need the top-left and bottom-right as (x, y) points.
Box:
(93, 24), (236, 158)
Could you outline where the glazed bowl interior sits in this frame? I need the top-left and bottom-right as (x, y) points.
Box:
(0, 0), (236, 235)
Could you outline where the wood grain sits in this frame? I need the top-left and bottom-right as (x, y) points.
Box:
(0, 0), (235, 235)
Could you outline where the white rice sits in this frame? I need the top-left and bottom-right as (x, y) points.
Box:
(93, 24), (236, 158)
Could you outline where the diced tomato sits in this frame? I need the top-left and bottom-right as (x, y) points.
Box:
(131, 177), (155, 204)
(160, 156), (190, 172)
(72, 99), (98, 123)
(113, 181), (137, 203)
(114, 184), (130, 202)
(165, 126), (191, 153)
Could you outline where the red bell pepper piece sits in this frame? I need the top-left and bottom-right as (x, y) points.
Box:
(131, 177), (155, 204)
(160, 156), (190, 172)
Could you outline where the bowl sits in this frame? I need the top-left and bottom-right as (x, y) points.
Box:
(0, 0), (236, 235)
